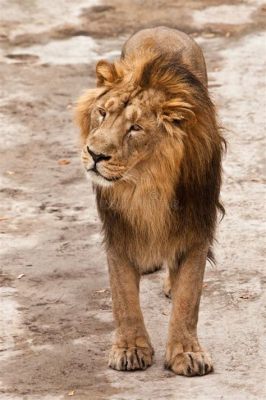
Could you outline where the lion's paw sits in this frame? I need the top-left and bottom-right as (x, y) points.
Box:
(108, 345), (153, 371)
(165, 350), (213, 376)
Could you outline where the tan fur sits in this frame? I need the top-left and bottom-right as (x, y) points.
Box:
(75, 27), (225, 375)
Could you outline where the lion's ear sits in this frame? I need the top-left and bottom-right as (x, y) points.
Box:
(96, 60), (118, 87)
(160, 99), (196, 135)
(161, 99), (195, 132)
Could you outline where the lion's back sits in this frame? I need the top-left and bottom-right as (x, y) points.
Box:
(121, 26), (208, 86)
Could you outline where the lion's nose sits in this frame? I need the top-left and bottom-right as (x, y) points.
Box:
(87, 146), (111, 164)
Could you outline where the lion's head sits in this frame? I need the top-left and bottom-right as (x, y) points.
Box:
(75, 51), (218, 189)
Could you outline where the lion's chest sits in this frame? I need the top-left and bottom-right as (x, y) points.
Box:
(113, 188), (176, 269)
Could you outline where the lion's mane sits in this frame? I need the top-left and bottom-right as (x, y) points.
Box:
(77, 50), (225, 268)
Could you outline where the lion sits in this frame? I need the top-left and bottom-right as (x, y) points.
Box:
(75, 27), (225, 376)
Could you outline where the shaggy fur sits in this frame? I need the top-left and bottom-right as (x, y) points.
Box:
(75, 27), (225, 376)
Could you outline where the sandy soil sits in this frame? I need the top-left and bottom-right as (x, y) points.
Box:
(0, 1), (265, 399)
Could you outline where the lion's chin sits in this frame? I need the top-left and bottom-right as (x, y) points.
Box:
(86, 169), (118, 187)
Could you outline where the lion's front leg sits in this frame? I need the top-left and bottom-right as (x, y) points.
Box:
(165, 245), (213, 376)
(107, 250), (153, 371)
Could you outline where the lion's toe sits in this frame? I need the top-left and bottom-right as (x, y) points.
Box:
(109, 345), (153, 371)
(165, 351), (213, 376)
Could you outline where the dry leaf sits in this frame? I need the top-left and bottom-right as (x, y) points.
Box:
(239, 292), (253, 299)
(58, 159), (71, 165)
(208, 83), (222, 88)
(95, 289), (108, 294)
(202, 32), (215, 38)
(17, 273), (25, 279)
(68, 390), (75, 396)
(0, 216), (10, 221)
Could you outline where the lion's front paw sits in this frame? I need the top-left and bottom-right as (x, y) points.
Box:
(108, 344), (153, 371)
(165, 345), (213, 376)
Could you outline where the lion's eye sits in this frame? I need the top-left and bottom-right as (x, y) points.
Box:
(98, 108), (106, 118)
(173, 119), (182, 127)
(130, 124), (142, 132)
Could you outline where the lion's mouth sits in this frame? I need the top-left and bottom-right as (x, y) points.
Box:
(87, 166), (121, 182)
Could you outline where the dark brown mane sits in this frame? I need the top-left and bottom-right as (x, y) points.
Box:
(140, 54), (225, 240)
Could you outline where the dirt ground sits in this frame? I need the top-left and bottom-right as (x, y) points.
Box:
(0, 1), (265, 399)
